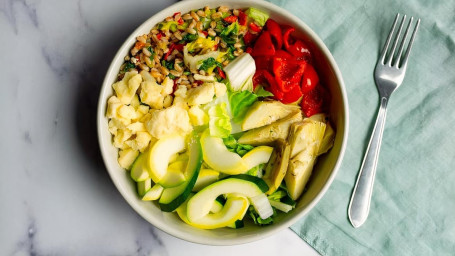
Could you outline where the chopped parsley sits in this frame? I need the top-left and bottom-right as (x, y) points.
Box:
(123, 62), (135, 72)
(199, 57), (222, 71)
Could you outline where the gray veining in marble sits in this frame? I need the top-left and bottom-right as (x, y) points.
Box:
(0, 0), (318, 255)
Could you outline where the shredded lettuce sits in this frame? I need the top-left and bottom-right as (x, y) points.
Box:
(245, 7), (269, 26)
(221, 21), (239, 36)
(208, 102), (231, 138)
(223, 135), (254, 156)
(228, 90), (258, 122)
(247, 205), (275, 226)
(254, 86), (274, 97)
(267, 189), (287, 201)
(183, 46), (221, 72)
(246, 163), (266, 177)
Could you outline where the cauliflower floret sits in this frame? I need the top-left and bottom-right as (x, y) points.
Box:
(140, 79), (164, 109)
(113, 71), (142, 104)
(188, 105), (209, 126)
(113, 129), (132, 149)
(140, 73), (174, 109)
(125, 131), (153, 152)
(106, 96), (123, 118)
(173, 85), (188, 106)
(134, 105), (150, 121)
(108, 118), (127, 136)
(127, 122), (147, 133)
(118, 147), (139, 169)
(187, 83), (215, 106)
(214, 82), (227, 97)
(161, 77), (174, 96)
(146, 104), (193, 139)
(118, 105), (137, 120)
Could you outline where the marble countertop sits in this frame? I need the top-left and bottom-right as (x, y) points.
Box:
(0, 0), (318, 255)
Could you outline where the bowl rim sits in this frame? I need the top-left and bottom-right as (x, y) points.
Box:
(97, 0), (349, 245)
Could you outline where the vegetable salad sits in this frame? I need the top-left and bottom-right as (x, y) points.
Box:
(106, 6), (335, 229)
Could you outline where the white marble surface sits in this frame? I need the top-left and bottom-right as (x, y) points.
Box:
(0, 0), (318, 255)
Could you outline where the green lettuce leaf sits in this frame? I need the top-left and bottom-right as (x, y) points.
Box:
(245, 7), (269, 26)
(228, 90), (258, 122)
(223, 135), (254, 156)
(254, 86), (274, 97)
(247, 205), (274, 226)
(208, 102), (231, 138)
(267, 189), (287, 201)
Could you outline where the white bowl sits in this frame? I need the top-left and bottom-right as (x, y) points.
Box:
(97, 0), (348, 245)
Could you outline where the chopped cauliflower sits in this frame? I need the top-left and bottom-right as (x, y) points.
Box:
(113, 71), (142, 104)
(140, 79), (164, 109)
(187, 83), (215, 106)
(118, 105), (137, 120)
(125, 131), (152, 152)
(146, 104), (193, 138)
(188, 105), (209, 126)
(106, 96), (123, 118)
(139, 73), (173, 109)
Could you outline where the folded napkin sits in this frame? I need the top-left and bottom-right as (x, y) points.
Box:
(264, 0), (455, 254)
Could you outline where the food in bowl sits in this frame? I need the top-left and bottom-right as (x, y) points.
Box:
(105, 5), (335, 230)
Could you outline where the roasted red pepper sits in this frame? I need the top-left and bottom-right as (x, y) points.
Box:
(301, 85), (326, 117)
(281, 83), (303, 104)
(224, 15), (238, 23)
(282, 26), (295, 49)
(249, 22), (262, 33)
(287, 39), (311, 60)
(217, 67), (226, 79)
(164, 43), (184, 60)
(301, 64), (319, 93)
(245, 47), (253, 54)
(265, 19), (283, 49)
(263, 70), (284, 100)
(274, 50), (293, 59)
(243, 31), (257, 45)
(254, 56), (272, 72)
(252, 31), (276, 56)
(156, 32), (164, 40)
(272, 57), (306, 92)
(238, 10), (247, 26)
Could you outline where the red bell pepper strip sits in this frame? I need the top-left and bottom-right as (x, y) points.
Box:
(287, 39), (311, 60)
(224, 15), (238, 23)
(217, 67), (226, 79)
(238, 10), (247, 26)
(243, 31), (257, 45)
(265, 19), (283, 49)
(301, 64), (319, 93)
(281, 83), (303, 104)
(272, 57), (306, 92)
(262, 70), (284, 100)
(274, 50), (293, 59)
(301, 84), (326, 117)
(201, 31), (208, 37)
(249, 22), (262, 33)
(282, 26), (295, 49)
(252, 31), (276, 56)
(164, 43), (184, 60)
(254, 56), (272, 72)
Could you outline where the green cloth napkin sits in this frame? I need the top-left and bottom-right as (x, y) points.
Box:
(265, 0), (455, 255)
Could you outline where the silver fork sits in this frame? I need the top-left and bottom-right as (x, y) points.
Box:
(348, 14), (421, 228)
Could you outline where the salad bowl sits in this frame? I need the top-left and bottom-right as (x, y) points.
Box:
(97, 0), (348, 245)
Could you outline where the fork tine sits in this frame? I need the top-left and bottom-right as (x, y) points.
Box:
(400, 18), (421, 68)
(387, 14), (407, 66)
(393, 17), (414, 67)
(379, 13), (400, 64)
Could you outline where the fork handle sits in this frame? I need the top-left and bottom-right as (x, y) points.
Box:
(348, 97), (389, 228)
